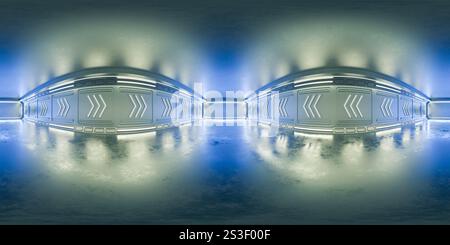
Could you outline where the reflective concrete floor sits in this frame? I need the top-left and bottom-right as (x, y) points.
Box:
(1, 120), (450, 224)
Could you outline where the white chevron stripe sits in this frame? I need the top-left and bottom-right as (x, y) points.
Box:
(387, 98), (392, 117)
(356, 95), (363, 118)
(313, 94), (321, 118)
(98, 94), (107, 118)
(303, 95), (310, 118)
(283, 98), (288, 117)
(87, 95), (94, 118)
(129, 94), (137, 118)
(57, 99), (62, 117)
(308, 94), (315, 118)
(92, 94), (100, 118)
(350, 94), (357, 118)
(63, 98), (70, 117)
(344, 94), (352, 118)
(140, 95), (147, 118)
(381, 98), (387, 117)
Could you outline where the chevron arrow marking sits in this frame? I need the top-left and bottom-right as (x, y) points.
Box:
(65, 98), (70, 117)
(279, 98), (288, 117)
(386, 98), (392, 117)
(313, 94), (321, 118)
(283, 98), (288, 117)
(140, 95), (147, 118)
(303, 95), (310, 118)
(356, 95), (363, 118)
(129, 94), (137, 118)
(40, 101), (47, 116)
(87, 95), (94, 118)
(344, 94), (364, 118)
(308, 94), (316, 118)
(344, 94), (352, 118)
(350, 94), (357, 118)
(57, 98), (62, 117)
(162, 98), (168, 117)
(380, 98), (387, 117)
(86, 94), (107, 118)
(98, 94), (107, 118)
(92, 94), (100, 118)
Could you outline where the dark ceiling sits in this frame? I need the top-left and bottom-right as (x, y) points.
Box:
(2, 0), (450, 98)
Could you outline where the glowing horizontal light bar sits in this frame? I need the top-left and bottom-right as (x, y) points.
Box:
(0, 100), (20, 103)
(375, 80), (402, 90)
(294, 131), (333, 139)
(0, 119), (21, 122)
(376, 123), (401, 129)
(49, 84), (74, 93)
(49, 123), (74, 130)
(294, 81), (333, 88)
(375, 84), (401, 93)
(117, 80), (156, 87)
(117, 131), (156, 140)
(116, 76), (157, 84)
(117, 126), (156, 132)
(293, 76), (334, 84)
(430, 101), (450, 104)
(49, 127), (75, 135)
(294, 126), (333, 132)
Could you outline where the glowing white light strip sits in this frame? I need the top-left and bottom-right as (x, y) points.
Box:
(116, 75), (157, 84)
(117, 131), (156, 140)
(375, 127), (402, 136)
(48, 80), (75, 90)
(294, 126), (333, 132)
(0, 101), (20, 103)
(117, 80), (156, 87)
(116, 126), (156, 132)
(375, 84), (401, 93)
(0, 119), (21, 122)
(293, 76), (334, 84)
(294, 81), (333, 88)
(430, 101), (450, 104)
(376, 123), (401, 129)
(49, 123), (74, 130)
(375, 80), (402, 90)
(49, 84), (74, 93)
(294, 131), (333, 140)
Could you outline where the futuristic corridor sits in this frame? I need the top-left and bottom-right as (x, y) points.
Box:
(2, 0), (450, 224)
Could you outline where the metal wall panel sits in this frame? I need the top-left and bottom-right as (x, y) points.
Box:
(298, 87), (334, 126)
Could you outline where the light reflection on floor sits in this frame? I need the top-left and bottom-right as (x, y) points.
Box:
(0, 120), (450, 224)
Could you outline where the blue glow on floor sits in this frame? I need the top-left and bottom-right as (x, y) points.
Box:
(0, 120), (450, 224)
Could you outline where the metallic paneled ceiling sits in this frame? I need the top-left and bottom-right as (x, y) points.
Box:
(1, 0), (450, 98)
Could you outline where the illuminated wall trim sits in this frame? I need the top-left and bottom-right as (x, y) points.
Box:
(21, 67), (203, 134)
(246, 68), (429, 134)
